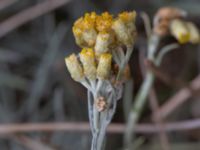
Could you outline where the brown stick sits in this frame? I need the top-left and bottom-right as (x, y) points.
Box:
(0, 0), (70, 38)
(154, 75), (200, 120)
(0, 0), (18, 10)
(145, 60), (185, 88)
(0, 120), (199, 135)
(11, 135), (55, 150)
(148, 89), (170, 150)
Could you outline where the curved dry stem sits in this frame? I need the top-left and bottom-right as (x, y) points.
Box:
(140, 12), (152, 40)
(156, 43), (179, 65)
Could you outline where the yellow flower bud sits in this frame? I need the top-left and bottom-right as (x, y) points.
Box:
(112, 11), (136, 46)
(170, 19), (190, 44)
(186, 22), (200, 44)
(72, 12), (97, 47)
(82, 28), (97, 47)
(95, 31), (115, 55)
(65, 54), (84, 81)
(118, 11), (136, 23)
(79, 48), (96, 80)
(97, 53), (112, 80)
(72, 18), (85, 46)
(112, 19), (129, 44)
(96, 12), (113, 32)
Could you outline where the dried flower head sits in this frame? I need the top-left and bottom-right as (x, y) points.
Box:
(97, 53), (112, 80)
(65, 54), (84, 81)
(153, 7), (187, 36)
(79, 48), (96, 80)
(186, 22), (200, 44)
(72, 12), (97, 47)
(118, 11), (136, 23)
(155, 7), (186, 22)
(112, 11), (136, 46)
(170, 19), (190, 44)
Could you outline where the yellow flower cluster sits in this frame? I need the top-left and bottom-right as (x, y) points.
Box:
(72, 11), (137, 55)
(170, 19), (200, 44)
(153, 7), (187, 36)
(66, 11), (137, 83)
(65, 48), (112, 81)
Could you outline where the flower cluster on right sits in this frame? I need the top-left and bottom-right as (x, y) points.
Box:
(153, 7), (200, 44)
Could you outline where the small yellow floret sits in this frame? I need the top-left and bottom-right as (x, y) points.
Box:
(96, 12), (113, 32)
(80, 48), (95, 58)
(83, 12), (97, 29)
(73, 18), (84, 36)
(112, 19), (130, 45)
(177, 32), (190, 44)
(72, 12), (98, 47)
(170, 19), (190, 44)
(95, 31), (115, 55)
(65, 54), (84, 81)
(97, 53), (112, 80)
(73, 12), (97, 35)
(118, 11), (136, 23)
(186, 22), (200, 44)
(112, 11), (137, 46)
(80, 48), (96, 80)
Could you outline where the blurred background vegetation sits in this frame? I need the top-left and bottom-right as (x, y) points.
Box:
(0, 0), (200, 150)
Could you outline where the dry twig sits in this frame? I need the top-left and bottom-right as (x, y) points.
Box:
(0, 120), (199, 134)
(0, 0), (70, 38)
(11, 135), (55, 150)
(154, 74), (200, 120)
(148, 88), (170, 150)
(0, 0), (18, 10)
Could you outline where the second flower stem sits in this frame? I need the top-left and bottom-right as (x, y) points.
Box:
(124, 34), (160, 148)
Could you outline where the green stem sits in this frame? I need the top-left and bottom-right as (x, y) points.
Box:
(124, 35), (179, 149)
(116, 45), (133, 81)
(123, 78), (134, 121)
(124, 34), (160, 148)
(124, 71), (155, 147)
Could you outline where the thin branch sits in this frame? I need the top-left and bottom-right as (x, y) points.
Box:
(145, 60), (186, 88)
(154, 74), (200, 120)
(0, 0), (18, 11)
(11, 135), (55, 150)
(140, 12), (152, 40)
(24, 23), (68, 115)
(0, 0), (70, 38)
(148, 88), (170, 150)
(0, 120), (199, 134)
